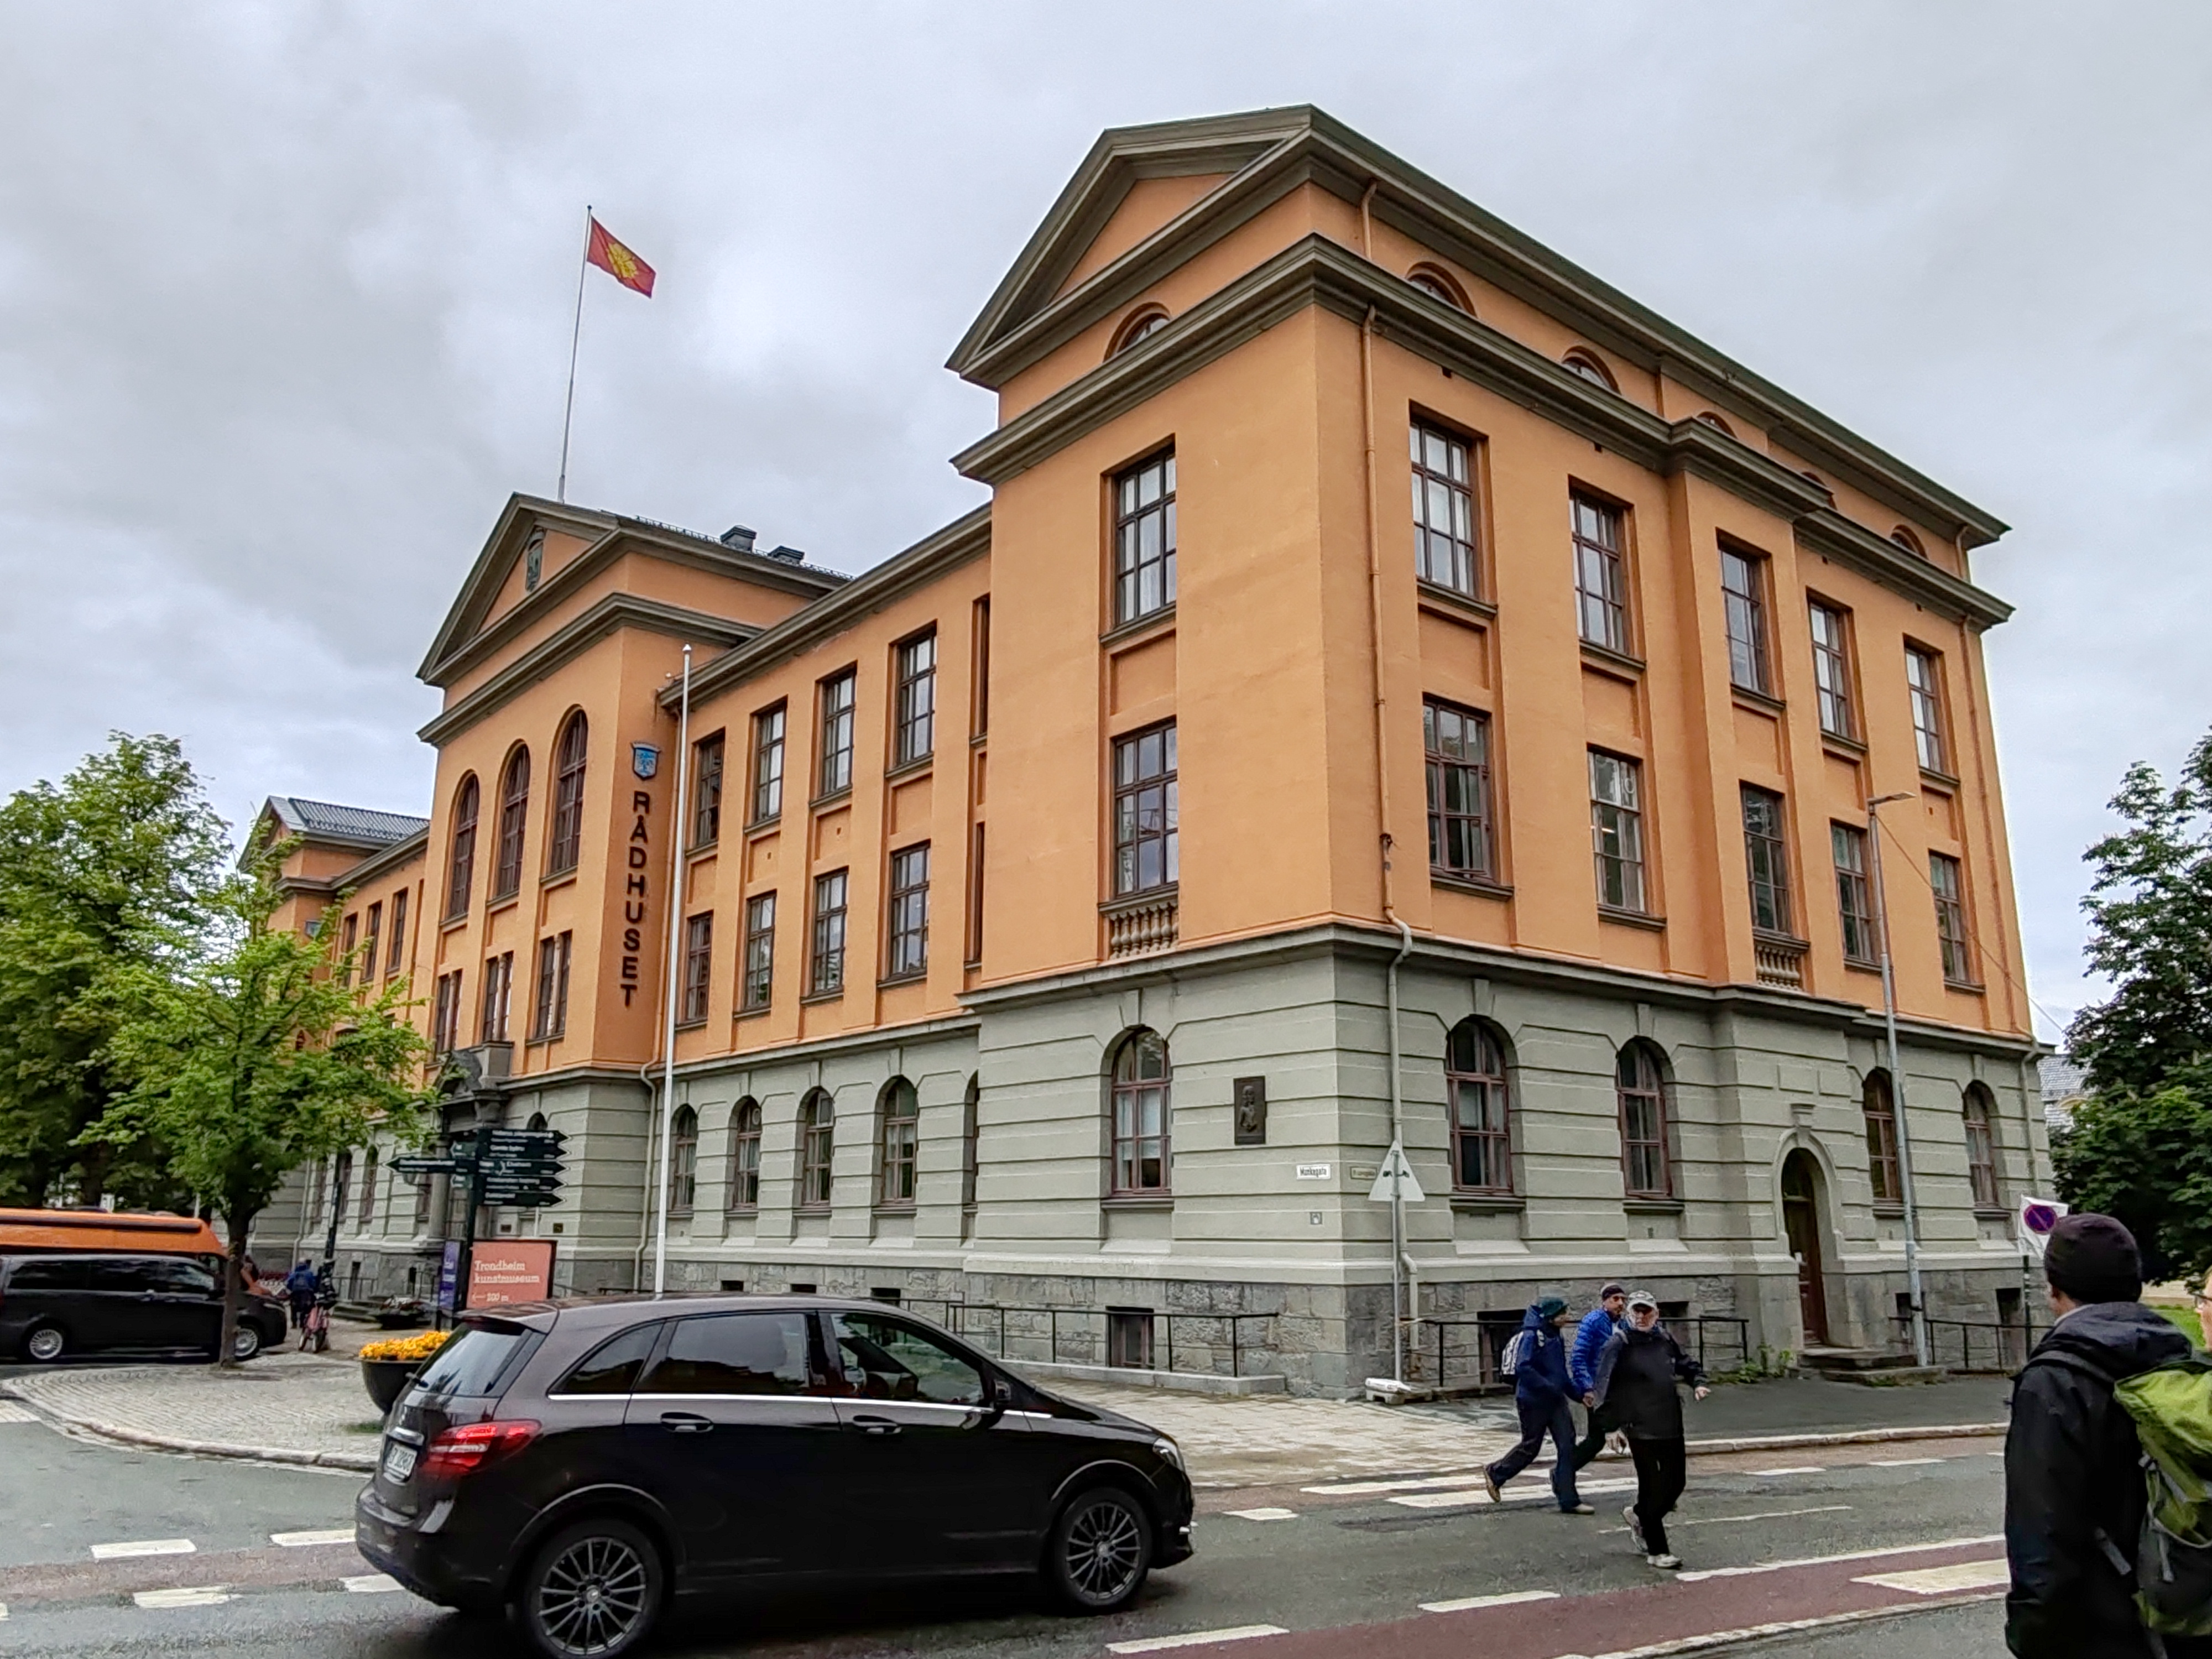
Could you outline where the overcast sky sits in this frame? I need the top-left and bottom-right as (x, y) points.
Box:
(1, 3), (2203, 1039)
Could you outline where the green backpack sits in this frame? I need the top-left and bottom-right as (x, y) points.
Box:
(2113, 1352), (2212, 1639)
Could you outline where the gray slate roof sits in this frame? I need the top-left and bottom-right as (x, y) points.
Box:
(264, 796), (430, 847)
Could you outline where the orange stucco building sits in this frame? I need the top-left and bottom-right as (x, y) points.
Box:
(262, 108), (2044, 1391)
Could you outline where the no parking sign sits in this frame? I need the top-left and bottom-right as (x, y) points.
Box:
(2018, 1195), (2069, 1256)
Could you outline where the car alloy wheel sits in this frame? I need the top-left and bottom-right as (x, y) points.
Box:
(229, 1324), (262, 1362)
(523, 1520), (660, 1658)
(25, 1324), (64, 1363)
(1052, 1487), (1152, 1613)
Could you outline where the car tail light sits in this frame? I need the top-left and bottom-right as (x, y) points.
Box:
(420, 1419), (539, 1481)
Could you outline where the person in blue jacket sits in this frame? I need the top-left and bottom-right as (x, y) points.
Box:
(1570, 1282), (1629, 1470)
(1483, 1296), (1591, 1514)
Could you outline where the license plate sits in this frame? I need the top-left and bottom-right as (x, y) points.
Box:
(382, 1441), (417, 1483)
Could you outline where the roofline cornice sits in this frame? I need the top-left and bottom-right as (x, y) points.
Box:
(953, 108), (2006, 550)
(659, 506), (992, 713)
(951, 234), (2012, 630)
(336, 826), (429, 890)
(420, 594), (756, 749)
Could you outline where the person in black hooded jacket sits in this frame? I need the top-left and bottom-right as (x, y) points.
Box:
(1591, 1290), (1708, 1568)
(2005, 1212), (2209, 1659)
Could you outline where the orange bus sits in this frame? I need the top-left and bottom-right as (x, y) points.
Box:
(0, 1208), (226, 1258)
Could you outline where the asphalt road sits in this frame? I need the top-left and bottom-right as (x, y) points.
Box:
(0, 1413), (2015, 1658)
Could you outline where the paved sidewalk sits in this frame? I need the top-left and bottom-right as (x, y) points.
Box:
(1417, 1373), (2013, 1446)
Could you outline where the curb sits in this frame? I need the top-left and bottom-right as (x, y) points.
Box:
(1684, 1421), (2007, 1457)
(0, 1381), (378, 1473)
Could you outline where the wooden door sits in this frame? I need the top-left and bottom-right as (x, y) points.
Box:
(1781, 1153), (1830, 1347)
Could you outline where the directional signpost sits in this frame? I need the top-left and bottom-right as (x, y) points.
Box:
(403, 1128), (568, 1320)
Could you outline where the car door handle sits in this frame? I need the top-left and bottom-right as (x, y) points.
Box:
(660, 1412), (714, 1434)
(849, 1415), (901, 1437)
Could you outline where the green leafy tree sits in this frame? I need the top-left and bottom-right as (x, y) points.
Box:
(2052, 1062), (2212, 1284)
(85, 866), (432, 1365)
(2068, 732), (2212, 1095)
(0, 734), (230, 1207)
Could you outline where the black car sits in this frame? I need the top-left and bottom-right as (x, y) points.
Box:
(356, 1294), (1194, 1658)
(0, 1251), (287, 1363)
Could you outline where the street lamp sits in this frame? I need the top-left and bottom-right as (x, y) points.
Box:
(1866, 792), (1928, 1368)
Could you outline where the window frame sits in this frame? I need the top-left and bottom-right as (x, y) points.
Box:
(668, 1104), (698, 1217)
(1588, 749), (1646, 913)
(1808, 599), (1858, 741)
(817, 669), (857, 798)
(680, 912), (713, 1025)
(362, 900), (382, 983)
(480, 950), (513, 1044)
(740, 892), (775, 1012)
(876, 1077), (919, 1209)
(727, 1098), (762, 1212)
(1410, 420), (1479, 598)
(1446, 1018), (1513, 1195)
(1111, 721), (1179, 898)
(1863, 1071), (1902, 1205)
(548, 712), (589, 875)
(493, 747), (531, 899)
(885, 843), (930, 980)
(1963, 1085), (2001, 1209)
(1423, 698), (1496, 882)
(893, 632), (937, 769)
(691, 732), (724, 848)
(1740, 785), (1794, 937)
(810, 869), (848, 996)
(385, 889), (407, 979)
(531, 930), (573, 1041)
(1108, 1029), (1172, 1198)
(749, 704), (786, 827)
(1112, 448), (1178, 626)
(1905, 645), (1950, 775)
(1616, 1042), (1674, 1200)
(1719, 542), (1772, 697)
(444, 775), (479, 921)
(1832, 822), (1877, 965)
(1930, 851), (1974, 985)
(1570, 492), (1631, 654)
(961, 1074), (980, 1212)
(797, 1090), (835, 1211)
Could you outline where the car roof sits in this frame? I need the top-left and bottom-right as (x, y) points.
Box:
(476, 1292), (950, 1335)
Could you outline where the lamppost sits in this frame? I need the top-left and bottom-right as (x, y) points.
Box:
(1866, 792), (1928, 1368)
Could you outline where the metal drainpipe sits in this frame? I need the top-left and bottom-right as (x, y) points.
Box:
(1868, 794), (1929, 1366)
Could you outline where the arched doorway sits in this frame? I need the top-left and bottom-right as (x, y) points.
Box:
(1780, 1151), (1831, 1347)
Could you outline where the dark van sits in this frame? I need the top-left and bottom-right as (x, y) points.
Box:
(0, 1252), (288, 1363)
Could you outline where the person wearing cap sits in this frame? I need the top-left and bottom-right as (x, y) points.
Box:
(2005, 1212), (2201, 1659)
(1591, 1290), (1709, 1569)
(1571, 1282), (1630, 1471)
(1481, 1296), (1592, 1515)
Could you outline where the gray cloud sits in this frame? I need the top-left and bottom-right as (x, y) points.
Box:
(2, 0), (2205, 1038)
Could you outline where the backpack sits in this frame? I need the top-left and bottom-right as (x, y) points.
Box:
(1499, 1329), (1532, 1378)
(2112, 1354), (2212, 1639)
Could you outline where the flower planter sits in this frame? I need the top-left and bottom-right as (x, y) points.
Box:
(361, 1357), (419, 1413)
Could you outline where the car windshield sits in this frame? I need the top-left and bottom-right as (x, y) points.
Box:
(414, 1325), (531, 1397)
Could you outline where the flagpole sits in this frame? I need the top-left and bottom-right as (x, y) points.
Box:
(556, 205), (592, 504)
(653, 645), (693, 1296)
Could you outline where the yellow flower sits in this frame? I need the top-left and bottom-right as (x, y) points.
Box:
(360, 1329), (451, 1364)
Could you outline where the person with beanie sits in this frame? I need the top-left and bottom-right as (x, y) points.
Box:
(1571, 1282), (1630, 1470)
(1592, 1290), (1708, 1569)
(1482, 1296), (1592, 1515)
(2005, 1212), (2208, 1658)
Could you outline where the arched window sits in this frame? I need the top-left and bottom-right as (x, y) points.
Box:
(1109, 1030), (1171, 1196)
(876, 1078), (919, 1208)
(669, 1105), (698, 1216)
(444, 775), (479, 920)
(1446, 1019), (1512, 1193)
(1563, 349), (1618, 391)
(1890, 525), (1928, 560)
(1963, 1084), (2000, 1209)
(798, 1089), (835, 1211)
(1616, 1041), (1673, 1199)
(1862, 1071), (1901, 1204)
(1694, 410), (1734, 437)
(1109, 306), (1170, 356)
(961, 1073), (980, 1211)
(526, 1110), (547, 1132)
(1406, 265), (1470, 312)
(547, 712), (589, 875)
(728, 1098), (761, 1212)
(493, 747), (530, 899)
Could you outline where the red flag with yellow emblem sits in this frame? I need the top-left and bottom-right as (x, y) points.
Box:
(586, 217), (655, 296)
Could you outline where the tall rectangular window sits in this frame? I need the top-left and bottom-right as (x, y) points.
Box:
(1720, 545), (1770, 695)
(1832, 823), (1876, 964)
(1112, 722), (1178, 896)
(965, 823), (986, 966)
(1589, 750), (1646, 912)
(817, 670), (855, 797)
(894, 634), (936, 768)
(810, 870), (848, 995)
(681, 913), (713, 1023)
(1571, 493), (1629, 653)
(692, 733), (724, 847)
(749, 706), (785, 825)
(1906, 646), (1949, 774)
(479, 951), (513, 1043)
(362, 901), (382, 982)
(532, 931), (572, 1040)
(1423, 699), (1495, 880)
(742, 893), (775, 1011)
(886, 844), (930, 979)
(339, 912), (358, 987)
(971, 597), (991, 739)
(1931, 852), (1973, 984)
(1741, 785), (1792, 935)
(1809, 601), (1856, 740)
(1113, 449), (1177, 624)
(385, 888), (408, 979)
(1411, 422), (1477, 596)
(432, 971), (462, 1056)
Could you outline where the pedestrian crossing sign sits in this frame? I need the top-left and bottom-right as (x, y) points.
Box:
(1367, 1142), (1425, 1204)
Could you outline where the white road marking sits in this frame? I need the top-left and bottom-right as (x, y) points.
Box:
(133, 1586), (233, 1609)
(1599, 1504), (1851, 1533)
(1107, 1626), (1290, 1654)
(1869, 1457), (1945, 1468)
(1678, 1533), (2004, 1582)
(1854, 1558), (2010, 1594)
(1224, 1507), (1299, 1522)
(1304, 1471), (1488, 1496)
(1392, 1477), (1635, 1510)
(1749, 1465), (1825, 1477)
(1420, 1588), (1561, 1613)
(341, 1573), (403, 1594)
(272, 1529), (355, 1548)
(0, 1402), (38, 1423)
(91, 1539), (195, 1561)
(1573, 1593), (2006, 1658)
(0, 1600), (8, 1620)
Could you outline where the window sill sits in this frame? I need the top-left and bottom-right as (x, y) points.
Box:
(1102, 1194), (1173, 1211)
(1843, 954), (1882, 973)
(687, 839), (719, 861)
(801, 988), (844, 1005)
(1821, 731), (1868, 758)
(745, 815), (782, 839)
(1598, 905), (1665, 931)
(969, 732), (988, 749)
(1449, 1192), (1525, 1214)
(1943, 977), (1987, 996)
(540, 868), (578, 891)
(1873, 1202), (1907, 1219)
(1415, 581), (1497, 623)
(1579, 640), (1645, 679)
(440, 912), (469, 933)
(878, 971), (927, 989)
(486, 891), (520, 916)
(873, 1203), (917, 1218)
(1731, 685), (1786, 717)
(1100, 883), (1178, 916)
(1100, 606), (1176, 650)
(1973, 1206), (2011, 1221)
(1623, 1196), (1685, 1215)
(1432, 871), (1514, 901)
(674, 1018), (707, 1032)
(795, 1204), (831, 1217)
(810, 786), (853, 811)
(726, 1206), (759, 1219)
(667, 1209), (695, 1224)
(1754, 928), (1812, 954)
(1920, 767), (1961, 792)
(734, 1003), (771, 1021)
(885, 755), (934, 784)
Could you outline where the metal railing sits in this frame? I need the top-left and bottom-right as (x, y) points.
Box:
(1890, 1314), (2041, 1374)
(899, 1298), (1277, 1380)
(1410, 1313), (1752, 1392)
